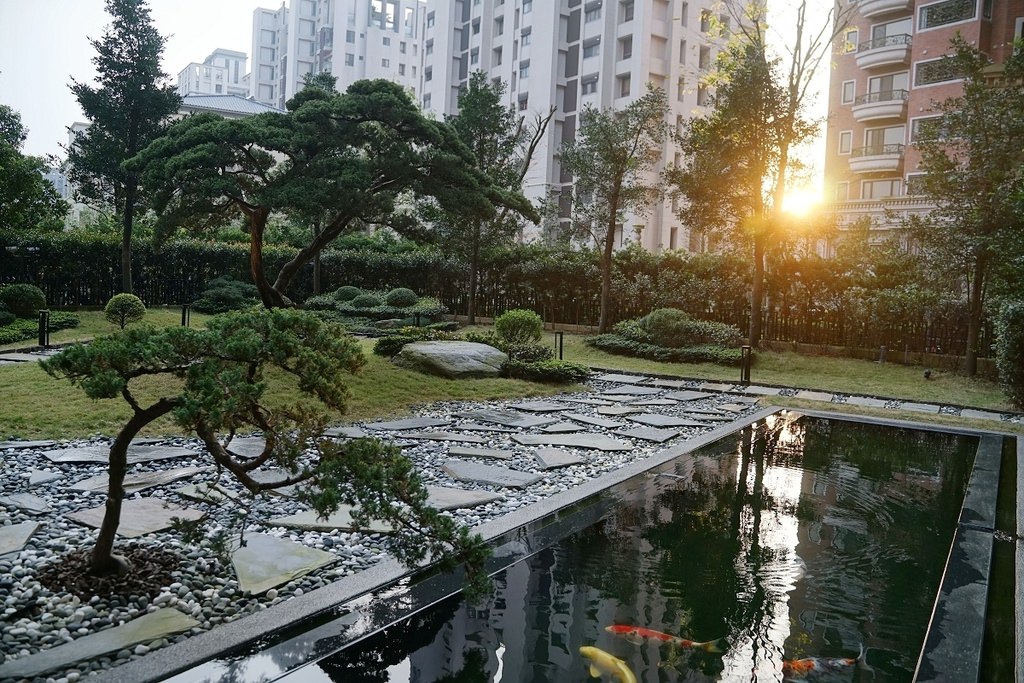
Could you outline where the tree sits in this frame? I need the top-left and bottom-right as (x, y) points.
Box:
(65, 0), (182, 294)
(670, 2), (853, 347)
(0, 104), (68, 230)
(41, 309), (488, 589)
(422, 72), (552, 323)
(913, 37), (1024, 376)
(559, 86), (668, 333)
(132, 79), (534, 309)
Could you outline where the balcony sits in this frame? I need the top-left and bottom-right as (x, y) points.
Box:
(856, 34), (911, 70)
(848, 144), (904, 173)
(858, 0), (912, 18)
(852, 89), (908, 122)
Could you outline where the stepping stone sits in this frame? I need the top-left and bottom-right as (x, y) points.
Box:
(442, 460), (543, 489)
(898, 401), (940, 414)
(681, 412), (731, 423)
(0, 493), (51, 514)
(269, 506), (393, 533)
(683, 407), (730, 416)
(0, 608), (199, 680)
(700, 382), (736, 392)
(175, 483), (239, 503)
(741, 385), (781, 396)
(323, 426), (368, 439)
(564, 413), (623, 429)
(425, 486), (503, 510)
(27, 469), (63, 486)
(365, 417), (452, 431)
(628, 398), (678, 406)
(67, 499), (204, 538)
(0, 352), (43, 362)
(0, 521), (40, 556)
(455, 422), (516, 433)
(231, 533), (338, 594)
(795, 390), (833, 402)
(600, 384), (663, 396)
(224, 437), (266, 459)
(715, 403), (748, 413)
(534, 448), (585, 469)
(625, 413), (706, 428)
(541, 422), (585, 433)
(648, 378), (691, 388)
(561, 397), (615, 406)
(72, 466), (212, 494)
(0, 439), (56, 450)
(959, 408), (1006, 421)
(664, 390), (715, 401)
(248, 469), (305, 497)
(456, 409), (557, 429)
(512, 433), (632, 452)
(594, 373), (648, 384)
(448, 446), (515, 460)
(597, 405), (643, 416)
(845, 396), (888, 409)
(42, 444), (197, 465)
(403, 431), (488, 443)
(509, 400), (570, 413)
(731, 396), (760, 404)
(615, 426), (681, 443)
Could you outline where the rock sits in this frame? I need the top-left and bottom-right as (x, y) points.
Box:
(392, 341), (507, 379)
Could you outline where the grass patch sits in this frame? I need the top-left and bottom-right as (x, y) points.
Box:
(0, 307), (213, 352)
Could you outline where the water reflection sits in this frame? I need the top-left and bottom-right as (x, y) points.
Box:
(310, 417), (975, 682)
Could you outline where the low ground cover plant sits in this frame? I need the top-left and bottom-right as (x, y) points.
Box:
(587, 307), (743, 366)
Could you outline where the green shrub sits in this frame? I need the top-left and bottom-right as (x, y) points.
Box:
(0, 312), (78, 346)
(427, 321), (460, 332)
(503, 342), (554, 363)
(351, 293), (383, 309)
(0, 303), (14, 327)
(0, 284), (46, 318)
(104, 293), (147, 329)
(586, 334), (743, 366)
(635, 308), (742, 348)
(0, 326), (26, 344)
(303, 294), (339, 311)
(495, 309), (543, 345)
(995, 300), (1024, 408)
(192, 276), (260, 314)
(47, 311), (80, 331)
(333, 285), (363, 302)
(462, 330), (501, 347)
(385, 287), (420, 308)
(503, 359), (589, 384)
(372, 326), (456, 357)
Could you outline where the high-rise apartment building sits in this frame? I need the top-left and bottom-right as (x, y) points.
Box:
(334, 0), (426, 93)
(824, 0), (1024, 241)
(422, 0), (736, 249)
(176, 49), (249, 97)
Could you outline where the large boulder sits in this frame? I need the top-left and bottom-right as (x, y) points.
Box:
(392, 341), (507, 379)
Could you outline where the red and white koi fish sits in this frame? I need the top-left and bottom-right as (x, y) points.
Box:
(604, 624), (725, 653)
(782, 644), (865, 679)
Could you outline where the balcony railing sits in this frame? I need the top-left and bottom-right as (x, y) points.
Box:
(853, 89), (909, 106)
(851, 144), (905, 158)
(857, 34), (912, 52)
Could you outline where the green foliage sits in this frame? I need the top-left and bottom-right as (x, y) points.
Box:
(333, 285), (363, 302)
(502, 359), (589, 384)
(191, 275), (260, 314)
(303, 294), (338, 311)
(351, 293), (383, 309)
(635, 308), (742, 348)
(463, 328), (553, 363)
(373, 326), (456, 358)
(104, 293), (146, 329)
(994, 300), (1024, 408)
(385, 287), (419, 308)
(0, 283), (46, 317)
(0, 303), (14, 327)
(0, 105), (68, 231)
(494, 309), (543, 345)
(586, 334), (743, 366)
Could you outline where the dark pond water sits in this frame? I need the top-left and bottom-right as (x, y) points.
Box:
(287, 414), (978, 683)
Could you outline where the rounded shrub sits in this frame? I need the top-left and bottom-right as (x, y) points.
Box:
(333, 285), (363, 302)
(495, 309), (543, 345)
(0, 284), (46, 318)
(385, 287), (419, 308)
(191, 276), (260, 314)
(995, 300), (1024, 409)
(0, 303), (14, 327)
(639, 308), (741, 348)
(104, 293), (147, 329)
(350, 293), (383, 309)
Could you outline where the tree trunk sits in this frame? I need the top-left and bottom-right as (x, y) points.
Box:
(964, 253), (988, 377)
(91, 398), (177, 576)
(598, 231), (615, 334)
(247, 209), (289, 309)
(749, 236), (765, 347)
(121, 184), (135, 294)
(467, 230), (480, 325)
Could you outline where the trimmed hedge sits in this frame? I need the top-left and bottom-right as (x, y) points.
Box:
(192, 276), (260, 314)
(333, 285), (363, 302)
(586, 334), (743, 366)
(995, 300), (1024, 408)
(503, 359), (590, 384)
(385, 287), (419, 308)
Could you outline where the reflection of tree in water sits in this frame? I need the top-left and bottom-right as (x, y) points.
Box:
(432, 648), (489, 683)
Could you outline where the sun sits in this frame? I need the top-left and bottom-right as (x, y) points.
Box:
(781, 185), (822, 217)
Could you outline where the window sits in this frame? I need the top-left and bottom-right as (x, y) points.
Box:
(583, 37), (600, 58)
(425, 39), (433, 56)
(260, 46), (275, 61)
(618, 74), (631, 97)
(345, 53), (354, 66)
(679, 40), (686, 64)
(426, 11), (435, 28)
(700, 10), (711, 32)
(383, 36), (391, 46)
(841, 80), (855, 104)
(261, 29), (276, 45)
(698, 45), (711, 69)
(382, 58), (390, 67)
(585, 3), (601, 22)
(863, 124), (906, 153)
(905, 174), (927, 195)
(398, 63), (405, 75)
(718, 14), (730, 33)
(916, 57), (963, 85)
(523, 0), (532, 13)
(495, 17), (504, 34)
(423, 94), (431, 109)
(472, 18), (480, 34)
(911, 116), (947, 141)
(679, 2), (688, 26)
(346, 30), (355, 43)
(493, 47), (503, 64)
(582, 75), (599, 94)
(621, 0), (634, 22)
(697, 84), (708, 105)
(676, 76), (685, 102)
(868, 71), (909, 98)
(839, 130), (852, 154)
(215, 84), (223, 93)
(619, 36), (632, 59)
(919, 0), (975, 30)
(470, 48), (479, 64)
(400, 41), (406, 54)
(870, 18), (912, 45)
(843, 28), (858, 53)
(299, 19), (315, 36)
(519, 95), (529, 110)
(835, 182), (850, 201)
(425, 67), (432, 81)
(861, 179), (901, 199)
(520, 60), (530, 78)
(521, 28), (531, 46)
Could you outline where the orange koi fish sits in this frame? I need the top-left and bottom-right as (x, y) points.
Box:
(782, 644), (865, 679)
(604, 624), (724, 653)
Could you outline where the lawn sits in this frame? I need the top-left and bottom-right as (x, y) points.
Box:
(0, 307), (214, 352)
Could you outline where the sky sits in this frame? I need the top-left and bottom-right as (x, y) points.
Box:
(0, 0), (830, 193)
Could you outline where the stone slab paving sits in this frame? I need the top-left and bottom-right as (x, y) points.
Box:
(403, 431), (489, 443)
(682, 412), (732, 423)
(425, 486), (503, 510)
(614, 426), (681, 444)
(625, 413), (706, 428)
(0, 608), (200, 680)
(534, 448), (585, 470)
(42, 444), (197, 465)
(323, 426), (368, 439)
(448, 446), (515, 460)
(225, 437), (266, 459)
(795, 390), (834, 402)
(231, 534), (338, 595)
(0, 352), (44, 363)
(27, 469), (63, 486)
(454, 423), (516, 433)
(596, 405), (642, 416)
(741, 385), (782, 396)
(715, 403), (748, 413)
(664, 390), (715, 402)
(512, 433), (632, 452)
(442, 460), (543, 489)
(72, 466), (212, 494)
(248, 469), (304, 497)
(682, 407), (729, 416)
(899, 401), (941, 414)
(456, 409), (557, 429)
(0, 492), (51, 514)
(560, 397), (615, 406)
(647, 378), (691, 388)
(563, 413), (623, 429)
(540, 422), (585, 433)
(627, 398), (678, 406)
(0, 439), (57, 450)
(730, 396), (760, 405)
(508, 400), (570, 413)
(600, 384), (663, 396)
(594, 373), (648, 384)
(269, 506), (393, 533)
(960, 408), (1007, 421)
(844, 396), (889, 409)
(0, 521), (40, 556)
(175, 483), (239, 504)
(67, 499), (204, 538)
(699, 382), (737, 392)
(364, 417), (452, 431)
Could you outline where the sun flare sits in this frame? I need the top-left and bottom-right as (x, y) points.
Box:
(781, 186), (822, 216)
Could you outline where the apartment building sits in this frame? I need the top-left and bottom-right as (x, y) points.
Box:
(824, 0), (1024, 242)
(421, 0), (737, 249)
(176, 49), (249, 98)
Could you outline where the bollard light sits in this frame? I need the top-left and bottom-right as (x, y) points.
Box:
(181, 304), (191, 328)
(554, 330), (564, 360)
(38, 310), (50, 348)
(740, 345), (752, 384)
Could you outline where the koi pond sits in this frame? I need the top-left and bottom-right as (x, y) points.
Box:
(184, 413), (1008, 683)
